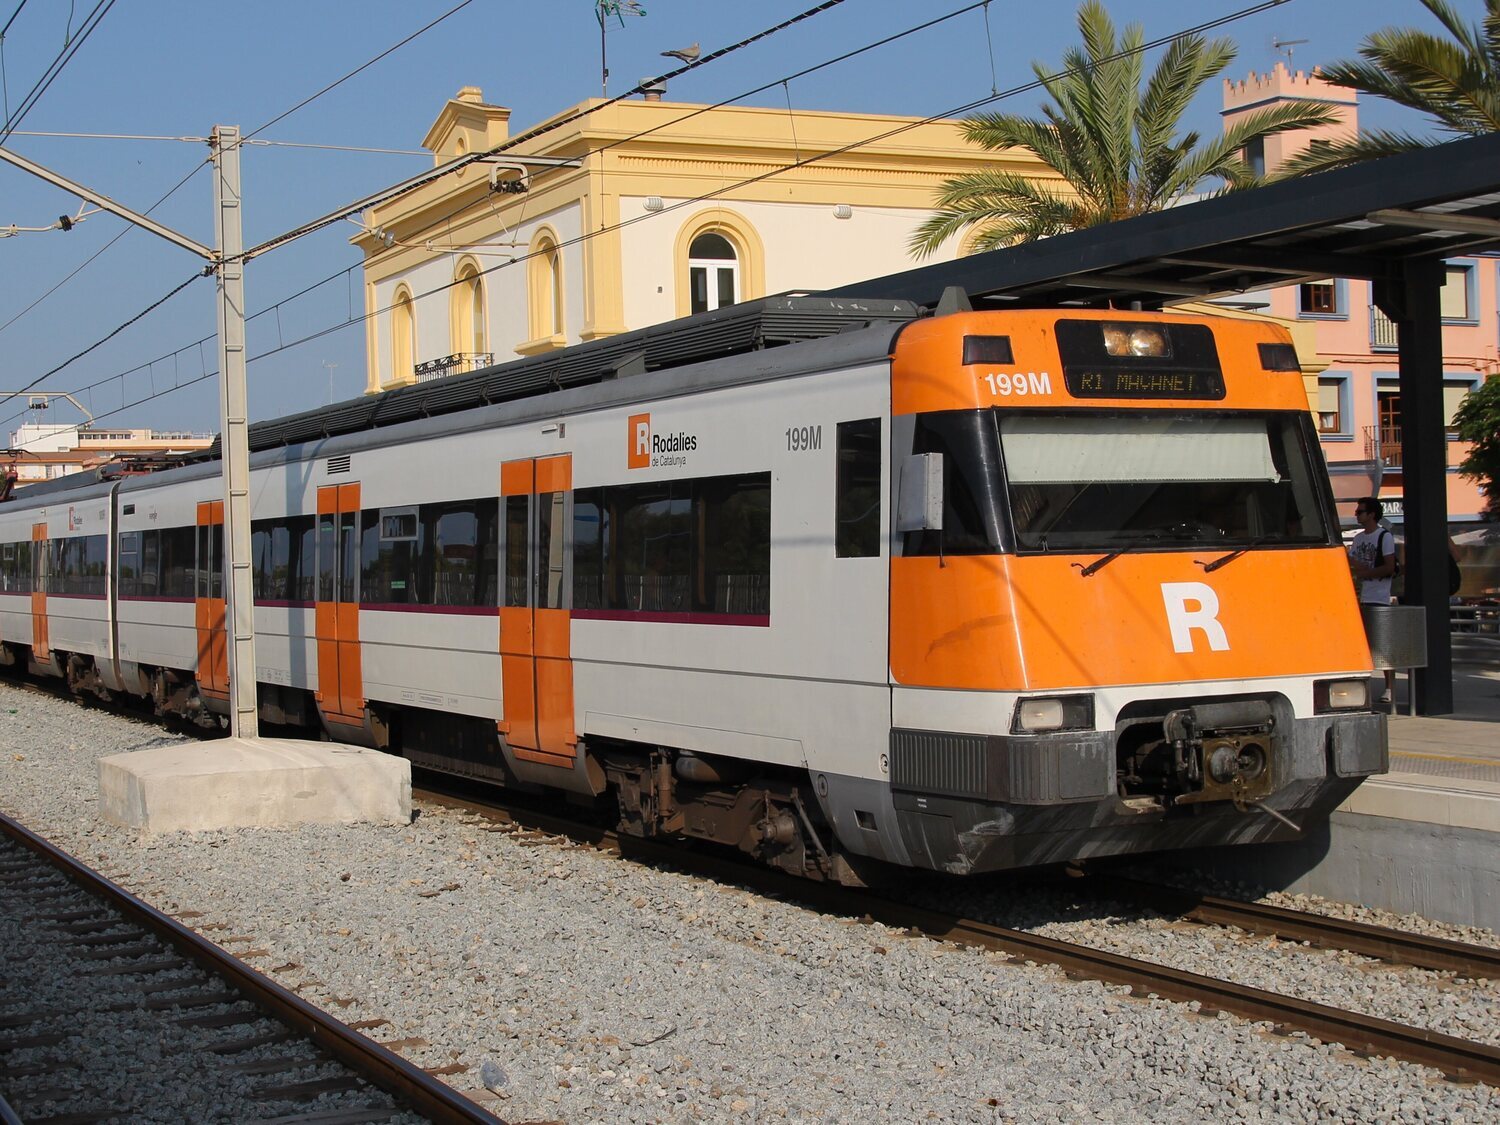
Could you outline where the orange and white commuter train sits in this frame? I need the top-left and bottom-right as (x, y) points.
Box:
(0, 296), (1386, 882)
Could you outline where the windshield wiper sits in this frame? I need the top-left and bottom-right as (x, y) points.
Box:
(1073, 550), (1125, 576)
(1198, 536), (1271, 573)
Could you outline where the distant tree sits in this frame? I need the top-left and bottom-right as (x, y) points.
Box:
(1454, 375), (1500, 519)
(909, 0), (1337, 256)
(1280, 0), (1500, 175)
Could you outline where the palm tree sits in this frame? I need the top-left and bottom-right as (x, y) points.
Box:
(910, 0), (1338, 256)
(1279, 0), (1500, 175)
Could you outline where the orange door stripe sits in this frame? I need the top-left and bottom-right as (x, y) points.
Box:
(313, 483), (364, 724)
(31, 523), (47, 662)
(499, 456), (575, 767)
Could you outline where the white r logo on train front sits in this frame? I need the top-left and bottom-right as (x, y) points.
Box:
(1161, 582), (1230, 653)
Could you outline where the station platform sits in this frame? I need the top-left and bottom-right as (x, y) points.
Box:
(99, 737), (412, 835)
(1146, 663), (1500, 932)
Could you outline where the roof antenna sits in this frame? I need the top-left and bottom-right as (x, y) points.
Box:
(1272, 37), (1308, 66)
(934, 286), (972, 316)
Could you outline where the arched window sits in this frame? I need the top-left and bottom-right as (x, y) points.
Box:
(527, 232), (564, 344)
(392, 287), (415, 383)
(452, 261), (486, 360)
(688, 232), (738, 314)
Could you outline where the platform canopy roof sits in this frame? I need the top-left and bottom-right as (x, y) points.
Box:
(824, 130), (1500, 309)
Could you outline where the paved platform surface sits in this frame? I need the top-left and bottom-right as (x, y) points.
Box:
(100, 737), (412, 834)
(1348, 667), (1500, 832)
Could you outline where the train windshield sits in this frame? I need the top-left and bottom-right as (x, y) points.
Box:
(998, 410), (1330, 553)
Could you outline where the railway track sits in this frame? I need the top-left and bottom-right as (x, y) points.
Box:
(413, 778), (1500, 1088)
(0, 810), (503, 1125)
(1094, 874), (1500, 980)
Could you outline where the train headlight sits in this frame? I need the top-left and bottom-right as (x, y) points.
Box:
(1012, 694), (1095, 733)
(1101, 323), (1170, 358)
(1314, 678), (1369, 713)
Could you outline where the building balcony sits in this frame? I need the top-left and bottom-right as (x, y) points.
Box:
(1370, 307), (1399, 352)
(1364, 424), (1402, 468)
(413, 352), (494, 382)
(1364, 424), (1466, 472)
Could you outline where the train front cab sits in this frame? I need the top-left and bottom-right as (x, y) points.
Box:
(878, 310), (1387, 875)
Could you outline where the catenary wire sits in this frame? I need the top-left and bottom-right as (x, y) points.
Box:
(342, 1), (991, 258)
(242, 0), (476, 143)
(1, 0), (862, 426)
(306, 0), (1302, 347)
(0, 0), (114, 144)
(6, 0), (1294, 438)
(0, 0), (475, 344)
(247, 0), (853, 259)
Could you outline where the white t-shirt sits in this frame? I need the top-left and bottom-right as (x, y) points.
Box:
(1349, 526), (1396, 604)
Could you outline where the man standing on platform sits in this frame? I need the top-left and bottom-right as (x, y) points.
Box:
(1349, 496), (1397, 704)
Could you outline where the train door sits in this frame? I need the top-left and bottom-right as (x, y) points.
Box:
(194, 501), (228, 701)
(31, 522), (48, 662)
(315, 483), (364, 725)
(498, 455), (575, 767)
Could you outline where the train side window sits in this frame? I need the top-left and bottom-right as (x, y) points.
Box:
(290, 517), (316, 602)
(139, 530), (161, 597)
(428, 503), (480, 607)
(250, 522), (272, 601)
(572, 472), (770, 617)
(360, 506), (422, 606)
(210, 525), (224, 600)
(118, 532), (140, 598)
(700, 474), (770, 614)
(572, 489), (607, 610)
(317, 513), (337, 603)
(535, 492), (567, 610)
(836, 418), (882, 558)
(503, 495), (529, 608)
(337, 511), (358, 604)
(2, 541), (30, 594)
(476, 498), (499, 607)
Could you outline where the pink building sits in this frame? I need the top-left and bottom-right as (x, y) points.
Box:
(1223, 66), (1498, 584)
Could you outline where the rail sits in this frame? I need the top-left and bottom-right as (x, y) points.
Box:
(413, 780), (1500, 1087)
(0, 809), (504, 1124)
(1096, 875), (1500, 979)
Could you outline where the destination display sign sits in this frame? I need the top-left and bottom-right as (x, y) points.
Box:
(1064, 368), (1226, 399)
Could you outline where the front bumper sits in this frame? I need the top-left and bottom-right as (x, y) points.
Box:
(886, 710), (1387, 875)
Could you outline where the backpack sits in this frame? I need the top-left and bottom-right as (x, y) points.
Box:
(1449, 552), (1463, 596)
(1380, 530), (1401, 578)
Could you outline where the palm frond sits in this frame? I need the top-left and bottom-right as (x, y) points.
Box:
(1272, 130), (1432, 177)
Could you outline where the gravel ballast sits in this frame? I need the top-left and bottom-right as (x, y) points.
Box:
(1, 680), (1497, 1122)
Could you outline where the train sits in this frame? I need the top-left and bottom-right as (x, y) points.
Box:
(0, 294), (1387, 884)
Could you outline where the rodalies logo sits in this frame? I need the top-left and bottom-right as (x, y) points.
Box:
(627, 413), (698, 469)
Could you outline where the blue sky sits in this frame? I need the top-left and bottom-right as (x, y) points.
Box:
(0, 0), (1486, 438)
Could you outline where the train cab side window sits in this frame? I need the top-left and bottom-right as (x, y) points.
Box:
(836, 418), (882, 558)
(904, 411), (1006, 557)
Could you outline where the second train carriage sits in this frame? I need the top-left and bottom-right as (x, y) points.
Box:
(0, 296), (1387, 881)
